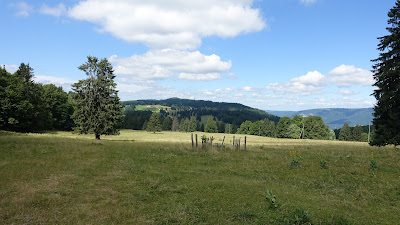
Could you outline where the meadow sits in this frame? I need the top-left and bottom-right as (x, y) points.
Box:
(0, 130), (399, 224)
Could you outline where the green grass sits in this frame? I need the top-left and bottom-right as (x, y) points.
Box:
(135, 105), (170, 112)
(1, 130), (399, 224)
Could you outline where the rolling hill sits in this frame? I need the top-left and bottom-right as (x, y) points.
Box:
(265, 108), (374, 129)
(123, 98), (280, 125)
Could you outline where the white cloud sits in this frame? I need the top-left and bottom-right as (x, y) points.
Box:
(291, 71), (324, 86)
(68, 0), (266, 50)
(2, 64), (19, 73)
(109, 49), (231, 82)
(266, 71), (324, 95)
(40, 3), (67, 17)
(266, 65), (373, 95)
(241, 86), (257, 92)
(300, 0), (317, 5)
(11, 1), (33, 17)
(178, 73), (221, 81)
(338, 89), (359, 95)
(34, 75), (76, 92)
(326, 65), (374, 87)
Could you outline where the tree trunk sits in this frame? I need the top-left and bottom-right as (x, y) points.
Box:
(95, 133), (100, 140)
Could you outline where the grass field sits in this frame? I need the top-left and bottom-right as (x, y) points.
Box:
(1, 130), (399, 224)
(135, 105), (170, 112)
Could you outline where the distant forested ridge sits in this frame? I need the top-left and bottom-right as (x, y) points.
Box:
(266, 108), (373, 129)
(122, 98), (280, 132)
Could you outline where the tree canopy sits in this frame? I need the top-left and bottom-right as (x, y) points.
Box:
(72, 56), (123, 139)
(371, 0), (400, 146)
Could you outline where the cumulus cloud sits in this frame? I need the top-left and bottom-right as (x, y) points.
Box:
(266, 65), (373, 95)
(2, 64), (19, 73)
(326, 65), (374, 87)
(109, 49), (231, 82)
(11, 1), (33, 17)
(266, 71), (324, 95)
(39, 3), (67, 17)
(68, 0), (266, 50)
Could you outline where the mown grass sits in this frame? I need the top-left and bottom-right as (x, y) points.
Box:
(0, 130), (399, 224)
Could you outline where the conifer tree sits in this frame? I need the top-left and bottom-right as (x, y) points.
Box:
(72, 56), (123, 139)
(352, 125), (363, 142)
(171, 116), (179, 131)
(146, 112), (162, 133)
(371, 0), (400, 146)
(339, 123), (351, 141)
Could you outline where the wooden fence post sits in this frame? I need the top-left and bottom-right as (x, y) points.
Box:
(221, 136), (225, 150)
(211, 136), (213, 148)
(233, 136), (235, 146)
(191, 133), (194, 148)
(195, 134), (198, 149)
(244, 136), (247, 151)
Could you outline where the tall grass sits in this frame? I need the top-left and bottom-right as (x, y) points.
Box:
(0, 130), (399, 224)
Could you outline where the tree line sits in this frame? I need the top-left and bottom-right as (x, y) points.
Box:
(1, 64), (74, 132)
(1, 57), (123, 139)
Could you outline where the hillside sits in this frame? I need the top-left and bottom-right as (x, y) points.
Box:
(123, 98), (280, 126)
(266, 108), (374, 129)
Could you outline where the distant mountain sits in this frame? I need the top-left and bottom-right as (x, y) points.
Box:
(265, 108), (374, 129)
(123, 98), (280, 125)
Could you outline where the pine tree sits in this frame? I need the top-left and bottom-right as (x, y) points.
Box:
(171, 116), (179, 131)
(371, 0), (400, 146)
(162, 116), (172, 131)
(72, 56), (123, 139)
(352, 125), (363, 142)
(189, 116), (197, 132)
(339, 123), (351, 141)
(146, 112), (162, 133)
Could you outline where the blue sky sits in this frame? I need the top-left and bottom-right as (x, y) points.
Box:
(0, 0), (395, 110)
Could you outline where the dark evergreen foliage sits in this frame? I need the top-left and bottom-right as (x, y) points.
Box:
(371, 0), (400, 146)
(72, 56), (123, 139)
(0, 64), (73, 132)
(146, 112), (162, 133)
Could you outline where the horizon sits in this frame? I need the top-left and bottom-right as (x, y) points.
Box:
(1, 0), (393, 111)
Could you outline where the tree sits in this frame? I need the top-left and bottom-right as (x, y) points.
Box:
(276, 116), (292, 138)
(171, 116), (179, 131)
(205, 116), (218, 133)
(72, 56), (123, 139)
(43, 84), (74, 130)
(303, 116), (329, 140)
(371, 0), (400, 146)
(287, 124), (301, 139)
(189, 116), (197, 132)
(238, 120), (252, 134)
(263, 119), (276, 137)
(146, 112), (162, 133)
(352, 125), (363, 142)
(339, 123), (351, 141)
(162, 116), (172, 131)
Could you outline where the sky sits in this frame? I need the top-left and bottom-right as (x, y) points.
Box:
(0, 0), (395, 111)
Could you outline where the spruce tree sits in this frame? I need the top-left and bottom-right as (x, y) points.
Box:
(171, 116), (179, 131)
(352, 125), (363, 142)
(146, 112), (162, 133)
(371, 0), (400, 146)
(72, 56), (123, 139)
(339, 123), (351, 141)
